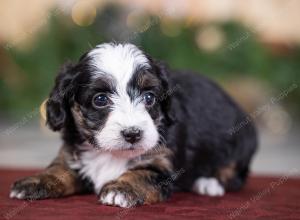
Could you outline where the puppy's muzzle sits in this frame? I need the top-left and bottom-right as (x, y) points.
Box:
(121, 127), (142, 144)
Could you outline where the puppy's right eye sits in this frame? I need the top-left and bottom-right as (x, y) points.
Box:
(92, 93), (109, 108)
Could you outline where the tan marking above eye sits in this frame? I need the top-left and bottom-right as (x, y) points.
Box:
(137, 72), (160, 90)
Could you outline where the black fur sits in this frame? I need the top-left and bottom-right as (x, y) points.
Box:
(46, 43), (257, 194)
(164, 68), (257, 191)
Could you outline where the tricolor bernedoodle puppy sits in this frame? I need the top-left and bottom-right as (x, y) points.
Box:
(10, 43), (257, 207)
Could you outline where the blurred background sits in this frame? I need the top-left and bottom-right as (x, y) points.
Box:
(0, 0), (299, 175)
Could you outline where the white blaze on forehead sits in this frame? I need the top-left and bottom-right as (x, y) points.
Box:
(88, 43), (150, 86)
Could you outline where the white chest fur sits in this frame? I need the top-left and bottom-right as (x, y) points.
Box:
(70, 151), (129, 193)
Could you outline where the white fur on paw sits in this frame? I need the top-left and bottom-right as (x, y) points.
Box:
(100, 192), (131, 208)
(10, 190), (25, 199)
(192, 177), (225, 196)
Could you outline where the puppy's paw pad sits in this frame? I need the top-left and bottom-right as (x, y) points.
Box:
(100, 191), (132, 208)
(193, 177), (225, 196)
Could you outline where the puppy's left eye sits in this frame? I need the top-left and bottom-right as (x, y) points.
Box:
(92, 93), (109, 108)
(143, 92), (156, 107)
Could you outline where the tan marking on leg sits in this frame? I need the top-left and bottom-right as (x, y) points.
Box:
(11, 147), (83, 199)
(217, 162), (236, 184)
(99, 148), (173, 207)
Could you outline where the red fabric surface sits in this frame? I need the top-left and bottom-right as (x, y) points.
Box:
(1, 169), (300, 220)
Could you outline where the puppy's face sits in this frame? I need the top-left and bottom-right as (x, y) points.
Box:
(47, 43), (169, 157)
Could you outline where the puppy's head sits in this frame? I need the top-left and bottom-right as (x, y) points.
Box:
(46, 43), (171, 157)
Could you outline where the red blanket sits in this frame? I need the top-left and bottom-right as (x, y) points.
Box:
(1, 169), (299, 220)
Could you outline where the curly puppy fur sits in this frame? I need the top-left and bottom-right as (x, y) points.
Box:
(10, 43), (257, 207)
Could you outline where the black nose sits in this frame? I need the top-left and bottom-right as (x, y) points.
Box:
(121, 127), (142, 144)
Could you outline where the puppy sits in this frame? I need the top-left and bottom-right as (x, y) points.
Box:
(10, 43), (257, 207)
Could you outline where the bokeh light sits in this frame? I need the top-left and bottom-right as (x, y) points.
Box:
(160, 19), (181, 37)
(195, 25), (225, 52)
(126, 10), (151, 33)
(39, 99), (47, 121)
(71, 1), (97, 27)
(265, 107), (292, 135)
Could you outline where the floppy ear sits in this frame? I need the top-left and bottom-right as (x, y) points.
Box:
(152, 60), (175, 126)
(46, 62), (76, 131)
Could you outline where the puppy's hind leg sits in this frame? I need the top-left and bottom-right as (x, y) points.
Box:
(192, 162), (239, 197)
(192, 162), (246, 197)
(192, 177), (225, 197)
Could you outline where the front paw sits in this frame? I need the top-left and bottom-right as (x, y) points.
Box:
(99, 182), (144, 208)
(10, 174), (64, 200)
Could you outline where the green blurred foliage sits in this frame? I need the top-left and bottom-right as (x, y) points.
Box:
(1, 6), (299, 117)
